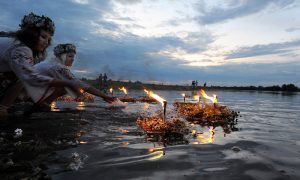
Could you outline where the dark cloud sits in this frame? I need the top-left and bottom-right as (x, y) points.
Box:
(225, 39), (300, 59)
(286, 27), (300, 32)
(1, 0), (299, 86)
(113, 0), (143, 5)
(194, 0), (295, 24)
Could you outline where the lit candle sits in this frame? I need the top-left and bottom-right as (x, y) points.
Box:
(163, 101), (167, 121)
(181, 93), (186, 103)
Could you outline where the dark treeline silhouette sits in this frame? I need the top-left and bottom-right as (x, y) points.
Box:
(82, 78), (300, 92)
(210, 83), (299, 92)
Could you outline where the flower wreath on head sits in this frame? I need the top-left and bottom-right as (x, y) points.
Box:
(19, 12), (55, 35)
(54, 43), (76, 57)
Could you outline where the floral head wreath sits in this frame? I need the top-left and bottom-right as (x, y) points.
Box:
(54, 43), (76, 57)
(19, 12), (55, 35)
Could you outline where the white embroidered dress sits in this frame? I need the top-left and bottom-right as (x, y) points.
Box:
(0, 39), (53, 102)
(34, 57), (90, 98)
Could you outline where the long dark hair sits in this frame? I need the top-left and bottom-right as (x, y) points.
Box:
(15, 27), (50, 62)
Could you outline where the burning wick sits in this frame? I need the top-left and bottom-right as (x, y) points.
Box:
(109, 88), (113, 95)
(200, 89), (218, 113)
(144, 89), (167, 121)
(181, 93), (186, 102)
(79, 89), (84, 94)
(213, 95), (218, 112)
(119, 87), (128, 95)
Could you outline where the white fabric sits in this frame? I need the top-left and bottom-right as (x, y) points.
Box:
(35, 57), (90, 98)
(0, 38), (54, 102)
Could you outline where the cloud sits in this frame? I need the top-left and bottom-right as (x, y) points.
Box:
(113, 0), (143, 5)
(225, 39), (300, 59)
(194, 0), (295, 24)
(1, 0), (299, 86)
(286, 27), (300, 32)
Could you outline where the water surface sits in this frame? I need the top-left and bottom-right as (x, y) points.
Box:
(50, 90), (300, 180)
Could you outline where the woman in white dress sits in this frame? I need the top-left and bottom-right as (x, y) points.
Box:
(35, 43), (115, 104)
(0, 13), (91, 116)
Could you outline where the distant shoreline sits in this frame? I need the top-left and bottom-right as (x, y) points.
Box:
(83, 79), (300, 92)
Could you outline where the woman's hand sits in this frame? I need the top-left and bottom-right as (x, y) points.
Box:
(102, 95), (116, 103)
(68, 81), (83, 97)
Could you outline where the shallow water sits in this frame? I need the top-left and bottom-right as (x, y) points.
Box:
(49, 90), (300, 180)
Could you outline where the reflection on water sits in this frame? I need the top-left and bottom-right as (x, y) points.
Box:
(50, 102), (60, 112)
(76, 102), (85, 110)
(122, 142), (130, 146)
(148, 147), (165, 160)
(79, 141), (88, 144)
(191, 126), (215, 144)
(50, 90), (300, 180)
(143, 103), (150, 110)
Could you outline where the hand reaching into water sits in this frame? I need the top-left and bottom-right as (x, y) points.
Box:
(69, 82), (83, 97)
(108, 98), (127, 107)
(102, 95), (116, 103)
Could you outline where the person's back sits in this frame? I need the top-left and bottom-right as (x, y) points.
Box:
(0, 38), (26, 72)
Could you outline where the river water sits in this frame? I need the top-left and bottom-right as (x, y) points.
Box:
(49, 90), (300, 180)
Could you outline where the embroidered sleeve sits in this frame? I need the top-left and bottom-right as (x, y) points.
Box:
(57, 67), (76, 80)
(9, 46), (53, 86)
(55, 66), (90, 89)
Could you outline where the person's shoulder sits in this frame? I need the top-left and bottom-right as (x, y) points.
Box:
(10, 41), (32, 56)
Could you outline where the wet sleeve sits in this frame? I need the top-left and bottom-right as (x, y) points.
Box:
(9, 46), (53, 86)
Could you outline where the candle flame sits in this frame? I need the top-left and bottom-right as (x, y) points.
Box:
(80, 89), (84, 93)
(79, 141), (88, 144)
(181, 93), (185, 97)
(144, 89), (166, 106)
(109, 88), (113, 93)
(50, 102), (60, 111)
(193, 95), (200, 100)
(119, 87), (128, 94)
(200, 89), (218, 104)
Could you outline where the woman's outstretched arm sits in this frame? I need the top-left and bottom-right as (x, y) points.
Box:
(82, 85), (115, 103)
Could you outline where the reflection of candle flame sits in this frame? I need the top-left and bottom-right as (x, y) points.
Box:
(76, 102), (85, 110)
(148, 147), (165, 160)
(195, 126), (215, 144)
(143, 103), (150, 110)
(50, 102), (60, 111)
(119, 128), (129, 133)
